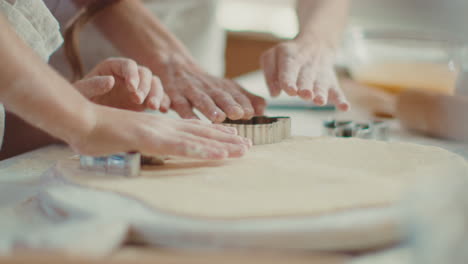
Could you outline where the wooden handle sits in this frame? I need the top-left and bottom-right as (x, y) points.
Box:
(396, 90), (468, 141)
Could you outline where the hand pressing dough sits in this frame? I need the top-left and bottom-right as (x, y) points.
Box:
(57, 137), (468, 219)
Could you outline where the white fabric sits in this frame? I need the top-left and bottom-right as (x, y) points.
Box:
(0, 0), (63, 150)
(46, 0), (225, 80)
(0, 0), (62, 61)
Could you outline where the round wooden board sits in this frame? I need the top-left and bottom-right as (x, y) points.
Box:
(49, 136), (468, 251)
(52, 159), (403, 251)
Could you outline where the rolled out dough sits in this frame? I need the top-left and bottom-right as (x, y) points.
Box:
(57, 137), (468, 219)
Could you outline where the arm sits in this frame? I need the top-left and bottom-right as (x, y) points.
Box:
(296, 0), (350, 48)
(72, 0), (266, 123)
(260, 0), (351, 110)
(73, 0), (190, 64)
(0, 15), (96, 149)
(0, 14), (249, 159)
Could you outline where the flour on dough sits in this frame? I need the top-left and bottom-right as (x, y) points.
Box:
(57, 137), (468, 219)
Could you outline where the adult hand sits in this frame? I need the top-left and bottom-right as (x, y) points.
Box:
(74, 58), (171, 112)
(149, 52), (266, 123)
(261, 37), (349, 111)
(71, 104), (252, 159)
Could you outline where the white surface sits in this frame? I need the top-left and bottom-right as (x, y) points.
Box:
(0, 71), (467, 262)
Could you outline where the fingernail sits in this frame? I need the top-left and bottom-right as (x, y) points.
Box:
(298, 89), (312, 99)
(314, 95), (325, 105)
(151, 98), (160, 109)
(130, 78), (139, 90)
(136, 91), (147, 104)
(212, 111), (226, 123)
(237, 145), (248, 156)
(340, 102), (350, 111)
(212, 111), (219, 119)
(217, 149), (229, 159)
(139, 90), (147, 100)
(226, 127), (238, 135)
(285, 85), (298, 96)
(230, 106), (244, 120)
(132, 94), (143, 104)
(242, 137), (253, 147)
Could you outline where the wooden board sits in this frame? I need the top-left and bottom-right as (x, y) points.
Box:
(51, 137), (468, 252)
(0, 248), (349, 264)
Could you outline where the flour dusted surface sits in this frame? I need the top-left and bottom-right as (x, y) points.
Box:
(60, 137), (468, 219)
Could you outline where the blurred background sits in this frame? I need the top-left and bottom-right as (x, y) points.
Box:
(220, 0), (468, 145)
(220, 0), (468, 79)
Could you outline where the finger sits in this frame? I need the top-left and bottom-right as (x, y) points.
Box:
(160, 94), (171, 113)
(210, 88), (244, 120)
(239, 89), (267, 116)
(184, 119), (239, 135)
(312, 86), (327, 106)
(93, 58), (140, 92)
(328, 71), (349, 111)
(296, 63), (317, 100)
(312, 70), (330, 106)
(211, 124), (238, 135)
(226, 81), (256, 119)
(329, 86), (350, 111)
(185, 87), (226, 123)
(145, 76), (165, 110)
(74, 76), (115, 99)
(329, 89), (350, 111)
(179, 133), (248, 158)
(260, 49), (281, 97)
(276, 48), (300, 96)
(134, 66), (152, 104)
(156, 136), (229, 160)
(179, 121), (251, 147)
(231, 91), (255, 120)
(170, 96), (199, 119)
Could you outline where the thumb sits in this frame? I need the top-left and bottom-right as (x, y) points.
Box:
(74, 76), (115, 98)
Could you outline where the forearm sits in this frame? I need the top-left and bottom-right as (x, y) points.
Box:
(296, 0), (350, 48)
(0, 15), (95, 146)
(0, 112), (62, 160)
(74, 0), (192, 66)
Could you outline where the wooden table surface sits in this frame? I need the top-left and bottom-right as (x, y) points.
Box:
(0, 72), (454, 264)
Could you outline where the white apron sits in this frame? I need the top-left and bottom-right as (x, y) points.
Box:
(0, 0), (63, 150)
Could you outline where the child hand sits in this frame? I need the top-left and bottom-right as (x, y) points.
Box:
(74, 58), (170, 112)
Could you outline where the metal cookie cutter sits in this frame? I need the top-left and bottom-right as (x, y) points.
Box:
(323, 119), (389, 140)
(222, 116), (291, 145)
(80, 153), (166, 177)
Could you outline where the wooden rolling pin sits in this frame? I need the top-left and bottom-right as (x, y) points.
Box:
(396, 90), (468, 141)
